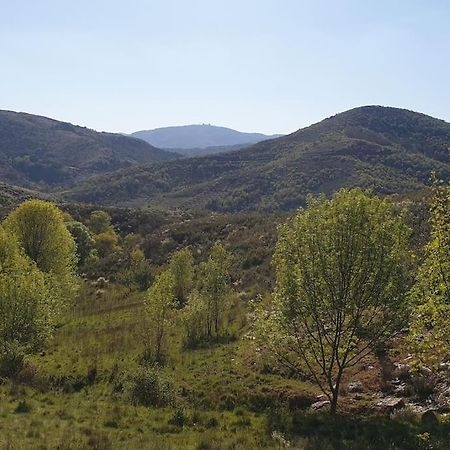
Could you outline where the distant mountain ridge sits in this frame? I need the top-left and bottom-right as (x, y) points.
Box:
(131, 124), (283, 151)
(67, 106), (450, 212)
(0, 110), (178, 186)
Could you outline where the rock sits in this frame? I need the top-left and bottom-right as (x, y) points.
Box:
(392, 382), (409, 397)
(376, 397), (405, 412)
(421, 410), (439, 426)
(311, 400), (330, 410)
(354, 393), (363, 400)
(347, 381), (364, 393)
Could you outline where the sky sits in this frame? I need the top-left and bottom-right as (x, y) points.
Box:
(1, 0), (449, 135)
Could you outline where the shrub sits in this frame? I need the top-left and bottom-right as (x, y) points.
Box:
(15, 400), (31, 413)
(0, 341), (26, 378)
(126, 366), (174, 407)
(168, 409), (187, 427)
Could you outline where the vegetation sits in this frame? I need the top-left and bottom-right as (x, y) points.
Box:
(169, 248), (194, 307)
(0, 173), (449, 447)
(0, 109), (177, 187)
(66, 106), (450, 211)
(257, 189), (412, 413)
(409, 177), (450, 370)
(144, 270), (176, 363)
(0, 201), (78, 379)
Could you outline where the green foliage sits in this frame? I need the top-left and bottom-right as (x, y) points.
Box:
(67, 106), (450, 212)
(119, 247), (153, 290)
(0, 340), (27, 377)
(0, 109), (175, 187)
(88, 210), (114, 234)
(0, 225), (58, 355)
(4, 199), (77, 276)
(144, 270), (176, 363)
(258, 189), (411, 413)
(3, 200), (78, 310)
(126, 366), (175, 407)
(409, 179), (450, 370)
(0, 266), (53, 350)
(182, 290), (209, 348)
(66, 220), (95, 267)
(94, 230), (120, 258)
(0, 201), (79, 368)
(195, 244), (233, 340)
(169, 248), (194, 306)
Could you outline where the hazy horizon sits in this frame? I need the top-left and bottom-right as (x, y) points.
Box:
(1, 0), (449, 135)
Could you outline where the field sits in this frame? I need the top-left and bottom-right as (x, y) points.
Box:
(1, 280), (449, 450)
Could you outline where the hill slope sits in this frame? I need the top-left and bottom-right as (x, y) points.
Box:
(67, 106), (450, 211)
(131, 124), (282, 150)
(0, 110), (177, 186)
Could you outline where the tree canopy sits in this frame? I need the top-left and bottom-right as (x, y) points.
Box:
(258, 189), (411, 413)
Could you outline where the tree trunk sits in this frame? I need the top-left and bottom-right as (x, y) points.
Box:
(330, 391), (338, 415)
(330, 370), (343, 415)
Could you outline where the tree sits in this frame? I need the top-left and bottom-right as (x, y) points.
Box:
(0, 226), (56, 369)
(4, 200), (77, 276)
(182, 290), (208, 348)
(257, 189), (411, 414)
(144, 270), (175, 363)
(409, 179), (450, 370)
(66, 221), (95, 267)
(197, 243), (233, 338)
(169, 248), (194, 306)
(87, 210), (113, 234)
(4, 200), (78, 305)
(94, 230), (120, 258)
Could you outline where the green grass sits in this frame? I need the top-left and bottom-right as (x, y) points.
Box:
(1, 283), (449, 449)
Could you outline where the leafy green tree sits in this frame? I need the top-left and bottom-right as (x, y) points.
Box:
(87, 210), (113, 234)
(144, 270), (175, 363)
(119, 248), (153, 290)
(169, 248), (194, 306)
(182, 290), (208, 348)
(94, 230), (120, 258)
(4, 200), (78, 305)
(0, 226), (57, 372)
(197, 243), (233, 338)
(66, 221), (95, 267)
(409, 179), (450, 370)
(257, 189), (411, 414)
(4, 200), (77, 275)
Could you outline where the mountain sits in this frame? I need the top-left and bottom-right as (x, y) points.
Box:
(0, 110), (178, 187)
(131, 124), (282, 151)
(63, 106), (450, 211)
(66, 106), (450, 211)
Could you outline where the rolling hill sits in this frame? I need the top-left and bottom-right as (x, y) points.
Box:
(0, 110), (177, 186)
(131, 124), (282, 152)
(66, 106), (450, 212)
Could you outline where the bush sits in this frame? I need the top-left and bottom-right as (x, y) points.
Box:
(168, 409), (187, 427)
(0, 341), (26, 378)
(410, 375), (437, 399)
(126, 366), (174, 407)
(15, 400), (31, 413)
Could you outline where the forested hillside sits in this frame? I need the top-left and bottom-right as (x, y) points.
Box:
(67, 106), (450, 211)
(0, 110), (177, 186)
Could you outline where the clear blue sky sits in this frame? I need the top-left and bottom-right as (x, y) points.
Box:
(1, 0), (449, 134)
